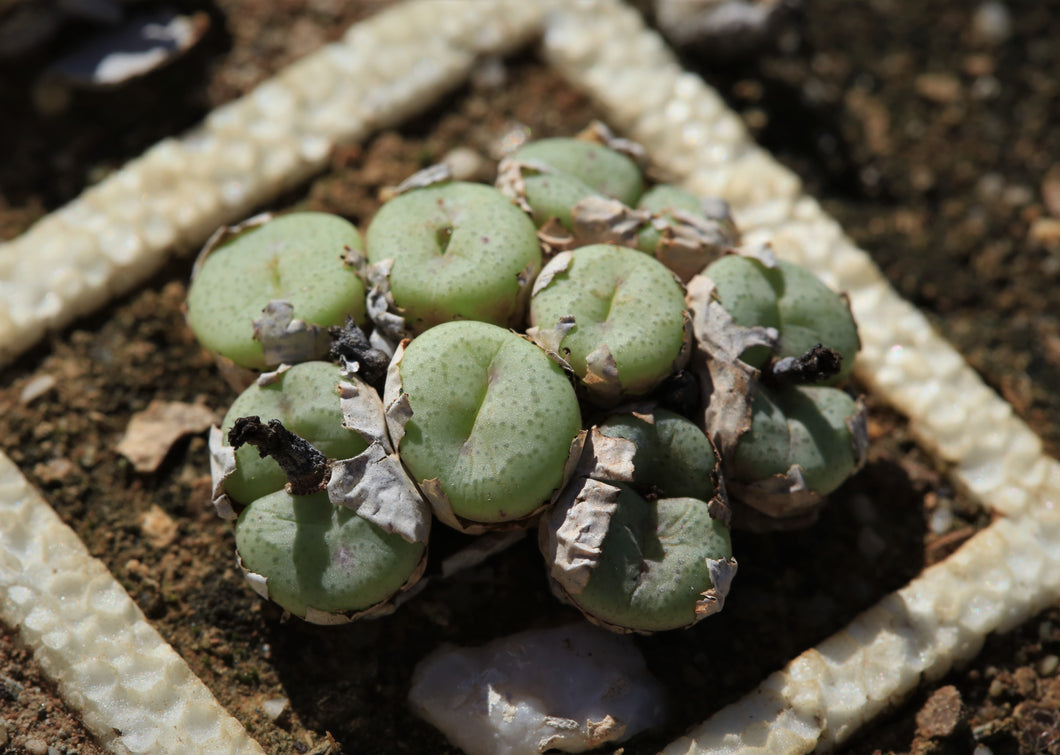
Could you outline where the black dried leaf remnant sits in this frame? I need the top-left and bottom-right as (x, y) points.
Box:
(228, 416), (330, 496)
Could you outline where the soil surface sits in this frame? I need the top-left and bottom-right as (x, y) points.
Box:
(2, 1), (1059, 755)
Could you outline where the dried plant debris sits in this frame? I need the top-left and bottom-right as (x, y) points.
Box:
(409, 623), (667, 755)
(116, 399), (216, 473)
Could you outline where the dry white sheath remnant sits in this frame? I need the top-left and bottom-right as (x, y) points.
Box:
(2, 0), (1060, 753)
(409, 622), (666, 755)
(0, 451), (265, 755)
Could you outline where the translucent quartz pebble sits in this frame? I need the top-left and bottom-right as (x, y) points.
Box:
(409, 622), (666, 755)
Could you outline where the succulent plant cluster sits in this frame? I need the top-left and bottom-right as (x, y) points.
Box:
(187, 123), (865, 633)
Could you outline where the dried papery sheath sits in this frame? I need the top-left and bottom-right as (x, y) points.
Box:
(543, 475), (623, 595)
(576, 120), (649, 169)
(542, 408), (735, 633)
(685, 272), (776, 453)
(327, 442), (431, 544)
(252, 300), (332, 371)
(337, 379), (390, 449)
(380, 161), (454, 201)
(208, 425), (238, 520)
(365, 258), (410, 348)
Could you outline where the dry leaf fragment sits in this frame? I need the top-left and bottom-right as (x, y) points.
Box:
(252, 300), (331, 367)
(326, 442), (431, 544)
(117, 399), (216, 473)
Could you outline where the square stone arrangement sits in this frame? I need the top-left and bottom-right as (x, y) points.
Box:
(1, 1), (1058, 753)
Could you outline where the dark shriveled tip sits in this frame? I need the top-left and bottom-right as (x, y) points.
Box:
(228, 416), (330, 496)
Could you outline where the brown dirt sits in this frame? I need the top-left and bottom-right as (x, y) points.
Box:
(2, 2), (1059, 755)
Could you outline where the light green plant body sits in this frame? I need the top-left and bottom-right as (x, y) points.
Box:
(392, 321), (581, 524)
(510, 138), (643, 228)
(559, 408), (731, 632)
(234, 490), (424, 617)
(219, 361), (367, 505)
(365, 182), (541, 333)
(530, 244), (687, 398)
(731, 383), (861, 496)
(572, 486), (731, 632)
(187, 212), (366, 370)
(706, 255), (860, 383)
(598, 409), (717, 500)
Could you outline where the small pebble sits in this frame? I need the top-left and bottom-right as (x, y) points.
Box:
(19, 373), (57, 404)
(1038, 654), (1059, 676)
(262, 697), (289, 721)
(973, 745), (995, 755)
(24, 738), (48, 755)
(915, 72), (961, 104)
(971, 2), (1012, 46)
(987, 677), (1004, 697)
(929, 501), (954, 535)
(915, 685), (963, 739)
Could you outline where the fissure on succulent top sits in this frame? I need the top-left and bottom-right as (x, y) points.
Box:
(188, 121), (866, 631)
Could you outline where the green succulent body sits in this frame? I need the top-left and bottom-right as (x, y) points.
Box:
(731, 383), (862, 496)
(393, 321), (582, 525)
(187, 212), (366, 370)
(365, 182), (541, 333)
(510, 138), (643, 228)
(530, 244), (687, 399)
(572, 487), (731, 633)
(219, 362), (367, 506)
(598, 409), (717, 500)
(235, 490), (424, 617)
(706, 255), (860, 383)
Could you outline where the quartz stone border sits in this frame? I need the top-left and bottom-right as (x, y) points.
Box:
(1, 0), (1058, 753)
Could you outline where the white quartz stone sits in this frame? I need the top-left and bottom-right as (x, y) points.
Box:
(409, 623), (666, 755)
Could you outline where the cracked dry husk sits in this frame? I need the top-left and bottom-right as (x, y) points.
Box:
(326, 442), (431, 545)
(685, 271), (778, 455)
(531, 196), (736, 282)
(251, 299), (332, 368)
(540, 426), (736, 634)
(365, 258), (409, 349)
(576, 120), (648, 170)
